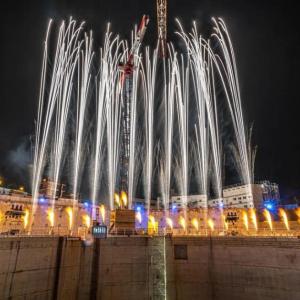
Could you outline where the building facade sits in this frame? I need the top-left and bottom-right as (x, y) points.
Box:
(0, 189), (93, 236)
(222, 181), (280, 209)
(171, 194), (208, 209)
(167, 181), (280, 210)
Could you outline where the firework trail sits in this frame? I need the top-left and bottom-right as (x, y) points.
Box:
(73, 31), (94, 215)
(159, 46), (177, 214)
(141, 47), (158, 213)
(91, 26), (118, 216)
(211, 18), (251, 188)
(173, 51), (190, 215)
(31, 20), (53, 230)
(50, 20), (83, 213)
(31, 19), (83, 229)
(177, 20), (222, 202)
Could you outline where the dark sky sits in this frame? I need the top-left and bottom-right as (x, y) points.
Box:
(0, 0), (299, 196)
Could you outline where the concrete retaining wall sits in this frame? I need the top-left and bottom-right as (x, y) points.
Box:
(170, 237), (300, 300)
(0, 236), (300, 299)
(0, 237), (94, 299)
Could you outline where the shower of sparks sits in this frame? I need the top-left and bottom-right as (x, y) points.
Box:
(31, 17), (254, 226)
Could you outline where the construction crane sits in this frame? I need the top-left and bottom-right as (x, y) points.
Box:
(156, 0), (167, 57)
(119, 15), (150, 205)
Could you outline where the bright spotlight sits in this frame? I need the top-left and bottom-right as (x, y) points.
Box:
(265, 203), (273, 210)
(39, 197), (46, 203)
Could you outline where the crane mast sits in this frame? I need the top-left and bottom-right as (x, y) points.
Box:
(156, 0), (167, 57)
(119, 15), (149, 204)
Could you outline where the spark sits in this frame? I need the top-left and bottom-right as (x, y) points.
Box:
(263, 209), (273, 231)
(279, 208), (290, 231)
(166, 217), (173, 229)
(100, 205), (106, 223)
(242, 210), (249, 231)
(114, 193), (120, 207)
(249, 208), (258, 231)
(121, 191), (128, 207)
(149, 215), (156, 227)
(207, 218), (214, 231)
(179, 216), (186, 231)
(23, 209), (30, 229)
(83, 214), (91, 228)
(66, 207), (73, 230)
(47, 208), (55, 227)
(136, 211), (142, 224)
(222, 213), (228, 230)
(296, 208), (300, 224)
(191, 218), (199, 231)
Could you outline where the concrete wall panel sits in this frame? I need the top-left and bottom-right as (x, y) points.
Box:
(1, 236), (300, 300)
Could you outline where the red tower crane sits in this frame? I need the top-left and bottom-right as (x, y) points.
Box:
(119, 15), (149, 79)
(119, 15), (149, 200)
(156, 0), (167, 57)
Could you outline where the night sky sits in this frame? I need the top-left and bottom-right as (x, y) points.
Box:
(0, 0), (299, 197)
